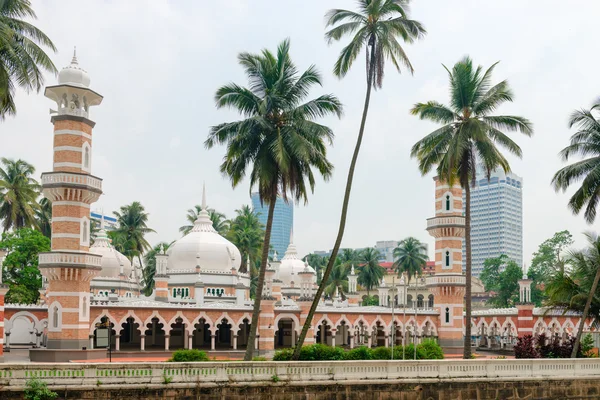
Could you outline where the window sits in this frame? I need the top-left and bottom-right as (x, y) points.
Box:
(446, 195), (451, 211)
(82, 296), (87, 318)
(445, 307), (450, 324)
(84, 147), (90, 169)
(82, 221), (88, 243)
(445, 251), (450, 267)
(53, 306), (59, 328)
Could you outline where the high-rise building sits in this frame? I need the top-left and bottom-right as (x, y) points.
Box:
(90, 210), (117, 230)
(462, 166), (523, 277)
(251, 193), (293, 258)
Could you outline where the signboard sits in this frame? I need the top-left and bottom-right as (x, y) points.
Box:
(96, 328), (109, 348)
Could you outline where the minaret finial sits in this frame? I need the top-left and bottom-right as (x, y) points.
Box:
(202, 181), (206, 211)
(100, 208), (105, 230)
(289, 227), (294, 245)
(72, 46), (78, 64)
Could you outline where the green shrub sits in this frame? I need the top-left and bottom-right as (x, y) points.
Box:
(24, 378), (58, 400)
(252, 356), (268, 361)
(580, 334), (595, 358)
(273, 348), (293, 361)
(344, 346), (372, 360)
(417, 339), (444, 360)
(370, 346), (392, 360)
(167, 349), (209, 362)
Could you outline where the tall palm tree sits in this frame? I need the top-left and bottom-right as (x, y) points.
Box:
(0, 0), (57, 119)
(305, 253), (326, 283)
(35, 197), (51, 238)
(205, 39), (342, 360)
(324, 257), (349, 298)
(393, 237), (427, 282)
(179, 205), (230, 236)
(142, 242), (171, 296)
(0, 158), (40, 231)
(295, 0), (426, 358)
(357, 247), (385, 296)
(113, 201), (155, 270)
(228, 205), (265, 273)
(552, 99), (600, 224)
(546, 232), (600, 357)
(410, 57), (533, 358)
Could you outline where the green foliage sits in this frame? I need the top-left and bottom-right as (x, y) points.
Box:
(417, 339), (444, 360)
(179, 205), (230, 236)
(393, 237), (427, 282)
(24, 378), (57, 400)
(112, 201), (155, 266)
(358, 248), (385, 294)
(370, 346), (392, 360)
(272, 348), (293, 361)
(142, 242), (171, 296)
(480, 255), (523, 307)
(0, 158), (40, 232)
(529, 230), (573, 283)
(362, 295), (380, 306)
(35, 198), (52, 239)
(0, 228), (49, 304)
(252, 356), (267, 361)
(167, 349), (209, 362)
(227, 205), (265, 274)
(344, 346), (372, 360)
(580, 334), (595, 357)
(271, 374), (280, 383)
(324, 259), (349, 298)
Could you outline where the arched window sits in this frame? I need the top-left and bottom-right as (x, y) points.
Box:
(446, 195), (451, 211)
(82, 296), (87, 318)
(445, 251), (450, 267)
(82, 221), (88, 243)
(84, 147), (90, 169)
(428, 294), (434, 308)
(445, 307), (450, 324)
(417, 295), (424, 308)
(53, 306), (59, 328)
(185, 288), (189, 297)
(172, 288), (176, 297)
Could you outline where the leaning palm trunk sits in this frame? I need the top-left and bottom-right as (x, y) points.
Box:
(464, 183), (472, 359)
(293, 45), (376, 360)
(244, 190), (277, 361)
(571, 265), (600, 357)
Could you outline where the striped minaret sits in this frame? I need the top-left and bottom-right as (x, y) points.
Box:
(38, 49), (104, 350)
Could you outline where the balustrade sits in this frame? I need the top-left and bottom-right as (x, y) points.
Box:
(39, 252), (102, 268)
(41, 172), (102, 192)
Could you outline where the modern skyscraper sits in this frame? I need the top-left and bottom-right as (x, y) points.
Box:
(462, 166), (523, 277)
(251, 193), (293, 258)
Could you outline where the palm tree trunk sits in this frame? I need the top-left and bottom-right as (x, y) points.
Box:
(464, 183), (472, 359)
(244, 189), (277, 361)
(292, 40), (377, 361)
(571, 265), (600, 357)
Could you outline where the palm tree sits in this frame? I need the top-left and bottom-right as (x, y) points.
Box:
(35, 197), (52, 238)
(393, 237), (427, 282)
(546, 232), (600, 357)
(205, 39), (342, 360)
(142, 242), (171, 296)
(295, 0), (426, 358)
(410, 57), (533, 358)
(552, 99), (600, 224)
(0, 158), (40, 231)
(324, 259), (349, 299)
(228, 205), (265, 273)
(112, 201), (155, 269)
(357, 247), (385, 296)
(305, 253), (326, 283)
(179, 205), (230, 236)
(0, 0), (57, 119)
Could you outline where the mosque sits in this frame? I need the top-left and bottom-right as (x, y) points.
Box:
(0, 53), (591, 362)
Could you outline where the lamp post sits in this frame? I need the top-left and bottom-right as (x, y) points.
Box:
(414, 275), (418, 360)
(391, 276), (395, 360)
(402, 275), (406, 360)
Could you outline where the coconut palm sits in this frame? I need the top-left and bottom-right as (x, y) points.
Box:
(0, 158), (40, 231)
(410, 57), (533, 358)
(357, 247), (385, 296)
(0, 0), (57, 119)
(295, 0), (426, 359)
(546, 232), (600, 357)
(179, 205), (229, 236)
(142, 242), (171, 296)
(228, 205), (265, 273)
(205, 39), (342, 360)
(112, 201), (155, 269)
(35, 197), (51, 238)
(393, 237), (427, 282)
(305, 253), (326, 283)
(324, 257), (349, 298)
(552, 99), (600, 224)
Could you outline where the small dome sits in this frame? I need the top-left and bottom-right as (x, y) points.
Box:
(58, 49), (90, 88)
(90, 229), (132, 278)
(278, 235), (316, 286)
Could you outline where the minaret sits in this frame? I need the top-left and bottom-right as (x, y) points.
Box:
(425, 177), (466, 352)
(516, 265), (534, 337)
(38, 49), (104, 350)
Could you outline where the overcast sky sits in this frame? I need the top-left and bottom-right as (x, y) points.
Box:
(3, 0), (599, 263)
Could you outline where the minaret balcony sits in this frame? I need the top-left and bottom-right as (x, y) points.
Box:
(426, 274), (466, 287)
(41, 172), (102, 202)
(39, 251), (102, 270)
(426, 216), (465, 238)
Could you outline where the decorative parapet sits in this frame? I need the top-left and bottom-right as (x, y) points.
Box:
(41, 172), (102, 192)
(39, 252), (102, 269)
(471, 308), (518, 316)
(5, 304), (48, 310)
(426, 216), (465, 229)
(426, 275), (466, 287)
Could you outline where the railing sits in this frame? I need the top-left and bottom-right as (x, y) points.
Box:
(41, 172), (102, 192)
(39, 252), (102, 268)
(426, 216), (465, 228)
(1, 359), (600, 388)
(426, 275), (466, 286)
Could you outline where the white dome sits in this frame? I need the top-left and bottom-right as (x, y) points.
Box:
(167, 207), (241, 272)
(90, 229), (132, 278)
(58, 50), (90, 88)
(278, 238), (316, 286)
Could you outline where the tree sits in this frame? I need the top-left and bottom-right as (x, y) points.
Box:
(112, 202), (155, 269)
(411, 57), (533, 358)
(205, 39), (342, 360)
(324, 258), (348, 298)
(295, 0), (426, 360)
(179, 205), (230, 236)
(479, 255), (522, 308)
(35, 197), (51, 238)
(0, 228), (49, 304)
(0, 158), (40, 232)
(227, 205), (264, 273)
(552, 100), (600, 224)
(545, 232), (600, 358)
(304, 253), (327, 284)
(142, 242), (171, 296)
(357, 248), (385, 296)
(0, 0), (57, 120)
(392, 237), (427, 282)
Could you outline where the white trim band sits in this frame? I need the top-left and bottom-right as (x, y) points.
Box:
(54, 146), (82, 152)
(54, 162), (82, 169)
(51, 217), (81, 223)
(54, 129), (92, 140)
(53, 201), (90, 208)
(52, 233), (80, 239)
(61, 324), (91, 329)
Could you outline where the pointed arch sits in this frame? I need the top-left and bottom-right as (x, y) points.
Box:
(118, 311), (144, 330)
(143, 311), (168, 331)
(273, 313), (300, 335)
(89, 311), (118, 335)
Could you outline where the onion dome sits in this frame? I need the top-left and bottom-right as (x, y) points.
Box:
(89, 227), (132, 278)
(278, 230), (316, 285)
(167, 184), (241, 272)
(58, 48), (91, 88)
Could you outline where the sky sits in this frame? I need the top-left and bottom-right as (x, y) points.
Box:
(2, 0), (599, 263)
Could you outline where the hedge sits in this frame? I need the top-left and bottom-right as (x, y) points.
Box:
(167, 349), (209, 362)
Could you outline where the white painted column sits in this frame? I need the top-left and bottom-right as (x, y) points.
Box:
(5, 333), (10, 351)
(188, 334), (193, 350)
(211, 335), (216, 350)
(233, 335), (238, 350)
(367, 335), (372, 348)
(140, 335), (145, 351)
(291, 330), (296, 347)
(89, 335), (94, 350)
(254, 336), (258, 351)
(115, 335), (120, 351)
(35, 334), (41, 348)
(164, 335), (170, 351)
(350, 334), (355, 349)
(331, 331), (336, 347)
(385, 335), (389, 348)
(183, 329), (189, 349)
